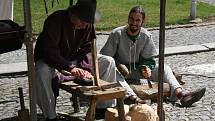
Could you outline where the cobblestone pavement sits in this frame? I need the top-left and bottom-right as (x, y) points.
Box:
(159, 51), (215, 121)
(0, 15), (215, 121)
(0, 51), (215, 121)
(199, 0), (215, 5)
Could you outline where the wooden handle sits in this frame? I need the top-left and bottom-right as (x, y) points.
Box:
(141, 66), (153, 88)
(61, 70), (72, 76)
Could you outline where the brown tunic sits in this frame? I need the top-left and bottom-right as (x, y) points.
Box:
(34, 9), (96, 72)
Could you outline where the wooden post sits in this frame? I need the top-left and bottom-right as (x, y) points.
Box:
(71, 94), (80, 113)
(85, 99), (96, 121)
(116, 98), (126, 121)
(23, 0), (37, 121)
(91, 39), (100, 86)
(157, 0), (166, 120)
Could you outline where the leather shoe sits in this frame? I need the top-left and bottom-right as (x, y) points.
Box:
(178, 88), (206, 107)
(124, 95), (146, 104)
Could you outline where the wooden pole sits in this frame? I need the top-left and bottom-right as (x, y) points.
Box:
(23, 0), (37, 120)
(91, 39), (100, 86)
(157, 0), (166, 120)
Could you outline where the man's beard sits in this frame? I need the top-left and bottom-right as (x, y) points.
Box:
(130, 28), (138, 33)
(129, 25), (140, 33)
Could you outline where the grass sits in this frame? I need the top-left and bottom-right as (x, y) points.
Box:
(13, 0), (215, 34)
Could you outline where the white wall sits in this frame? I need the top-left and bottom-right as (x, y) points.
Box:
(0, 0), (13, 20)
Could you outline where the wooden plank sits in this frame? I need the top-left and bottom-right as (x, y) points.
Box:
(60, 80), (119, 93)
(81, 87), (125, 101)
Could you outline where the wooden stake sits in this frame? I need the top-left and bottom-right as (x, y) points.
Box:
(91, 39), (100, 86)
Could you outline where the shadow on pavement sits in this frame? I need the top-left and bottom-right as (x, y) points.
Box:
(0, 114), (78, 121)
(0, 117), (16, 121)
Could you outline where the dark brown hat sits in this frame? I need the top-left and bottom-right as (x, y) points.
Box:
(74, 0), (97, 23)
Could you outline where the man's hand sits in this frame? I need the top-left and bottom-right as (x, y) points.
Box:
(70, 67), (93, 80)
(141, 66), (151, 79)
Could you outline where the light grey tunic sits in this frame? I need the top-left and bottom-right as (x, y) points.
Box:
(101, 26), (157, 71)
(101, 26), (181, 101)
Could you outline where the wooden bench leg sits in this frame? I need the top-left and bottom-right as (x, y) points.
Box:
(70, 94), (80, 113)
(117, 98), (125, 121)
(85, 99), (96, 121)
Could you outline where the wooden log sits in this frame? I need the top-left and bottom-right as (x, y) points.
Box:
(130, 82), (170, 101)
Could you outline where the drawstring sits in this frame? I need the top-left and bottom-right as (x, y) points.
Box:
(129, 41), (137, 72)
(133, 43), (136, 70)
(129, 43), (132, 72)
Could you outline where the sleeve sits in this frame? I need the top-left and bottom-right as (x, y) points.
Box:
(138, 33), (157, 70)
(100, 31), (119, 57)
(43, 15), (76, 71)
(138, 56), (156, 70)
(140, 34), (158, 58)
(77, 25), (96, 72)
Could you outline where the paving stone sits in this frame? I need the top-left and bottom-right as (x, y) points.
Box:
(199, 115), (211, 120)
(202, 42), (215, 50)
(211, 105), (215, 110)
(0, 62), (27, 74)
(178, 118), (189, 121)
(158, 45), (209, 56)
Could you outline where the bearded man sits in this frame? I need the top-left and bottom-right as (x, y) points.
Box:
(100, 6), (206, 107)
